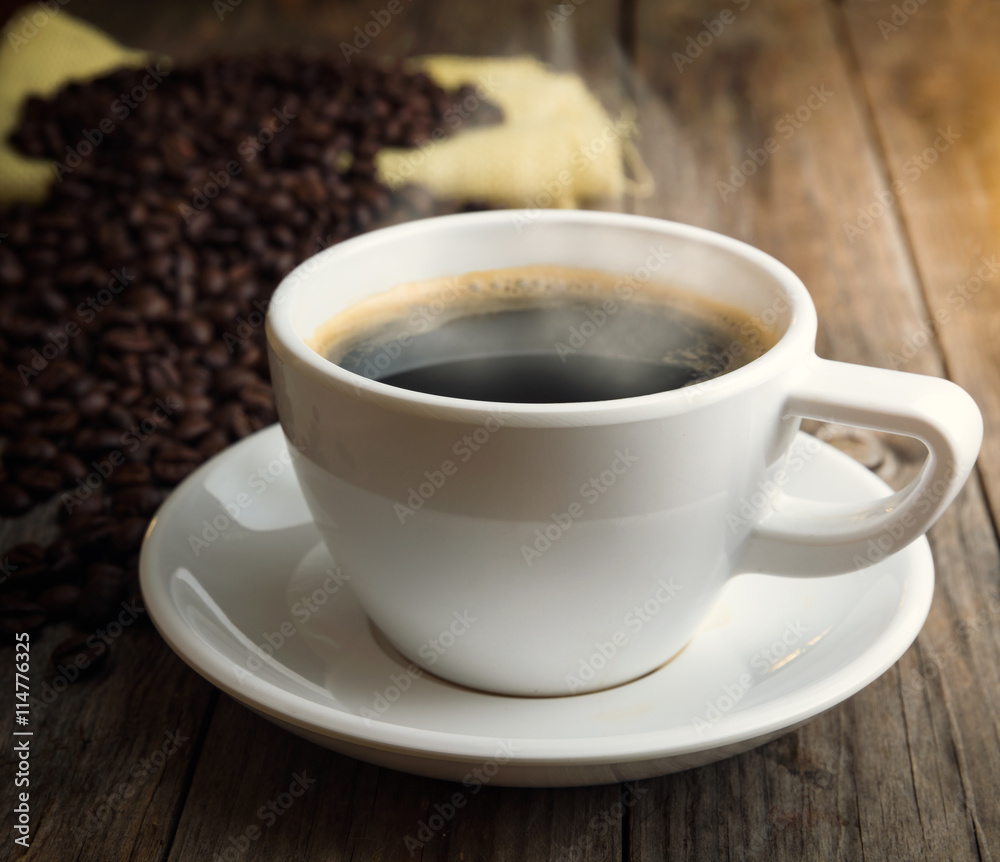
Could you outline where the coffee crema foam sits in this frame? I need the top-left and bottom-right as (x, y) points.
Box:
(310, 265), (778, 401)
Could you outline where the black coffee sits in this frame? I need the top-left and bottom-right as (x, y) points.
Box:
(313, 266), (775, 403)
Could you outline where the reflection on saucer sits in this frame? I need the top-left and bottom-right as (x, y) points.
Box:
(142, 426), (934, 786)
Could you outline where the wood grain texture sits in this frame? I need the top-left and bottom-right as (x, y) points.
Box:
(0, 626), (216, 861)
(163, 694), (623, 862)
(2, 0), (999, 860)
(840, 0), (1000, 516)
(629, 0), (1000, 859)
(839, 1), (1000, 857)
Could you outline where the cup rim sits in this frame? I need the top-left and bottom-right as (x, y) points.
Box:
(265, 210), (818, 426)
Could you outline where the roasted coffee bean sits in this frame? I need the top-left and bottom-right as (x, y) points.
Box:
(0, 597), (46, 639)
(52, 452), (89, 483)
(5, 542), (46, 568)
(58, 494), (104, 523)
(104, 403), (133, 430)
(201, 266), (228, 295)
(228, 406), (253, 439)
(0, 52), (493, 653)
(3, 435), (58, 466)
(124, 587), (147, 620)
(236, 342), (263, 368)
(35, 359), (80, 393)
(0, 484), (33, 517)
(73, 517), (118, 561)
(112, 485), (165, 517)
(203, 301), (237, 328)
(38, 584), (81, 620)
(197, 429), (230, 459)
(112, 518), (148, 554)
(174, 414), (213, 442)
(239, 382), (274, 413)
(52, 633), (110, 677)
(0, 403), (25, 432)
(201, 342), (230, 369)
(104, 329), (157, 353)
(16, 466), (64, 500)
(74, 427), (126, 452)
(76, 564), (127, 628)
(108, 462), (151, 486)
(46, 550), (81, 585)
(179, 317), (214, 346)
(118, 385), (145, 406)
(152, 448), (201, 484)
(76, 389), (110, 418)
(182, 394), (213, 414)
(35, 410), (79, 436)
(0, 562), (47, 595)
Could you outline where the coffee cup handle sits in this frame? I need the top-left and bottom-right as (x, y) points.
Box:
(737, 355), (983, 577)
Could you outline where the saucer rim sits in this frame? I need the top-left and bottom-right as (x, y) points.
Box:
(140, 425), (934, 765)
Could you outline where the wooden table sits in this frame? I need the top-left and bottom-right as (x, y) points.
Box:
(2, 0), (998, 859)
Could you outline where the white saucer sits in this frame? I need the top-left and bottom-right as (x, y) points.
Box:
(140, 426), (933, 787)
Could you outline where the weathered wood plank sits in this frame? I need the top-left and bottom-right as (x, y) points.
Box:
(630, 0), (1000, 859)
(5, 0), (998, 860)
(839, 0), (1000, 516)
(839, 1), (1000, 857)
(0, 624), (215, 861)
(165, 695), (623, 862)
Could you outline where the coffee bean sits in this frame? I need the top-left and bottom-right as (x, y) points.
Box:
(239, 382), (274, 413)
(0, 254), (25, 286)
(197, 429), (230, 458)
(152, 446), (202, 484)
(108, 462), (151, 486)
(112, 518), (149, 554)
(0, 484), (33, 517)
(5, 542), (46, 568)
(52, 633), (110, 677)
(214, 366), (260, 395)
(77, 564), (127, 628)
(16, 466), (64, 500)
(0, 403), (25, 432)
(46, 548), (81, 585)
(201, 266), (228, 296)
(182, 394), (213, 414)
(73, 517), (118, 560)
(59, 495), (104, 523)
(52, 452), (89, 483)
(129, 287), (171, 322)
(0, 51), (490, 654)
(3, 435), (58, 466)
(104, 329), (157, 353)
(0, 597), (46, 639)
(0, 562), (47, 595)
(112, 485), (166, 516)
(118, 385), (145, 406)
(74, 427), (126, 452)
(174, 414), (213, 442)
(105, 403), (133, 430)
(201, 343), (230, 369)
(229, 406), (253, 439)
(179, 317), (214, 346)
(124, 587), (147, 620)
(38, 584), (81, 620)
(76, 389), (110, 418)
(36, 359), (80, 393)
(35, 410), (79, 436)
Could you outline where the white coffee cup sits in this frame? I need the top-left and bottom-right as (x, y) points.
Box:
(266, 210), (982, 696)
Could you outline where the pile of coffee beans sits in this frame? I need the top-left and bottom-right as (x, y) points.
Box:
(0, 53), (497, 669)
